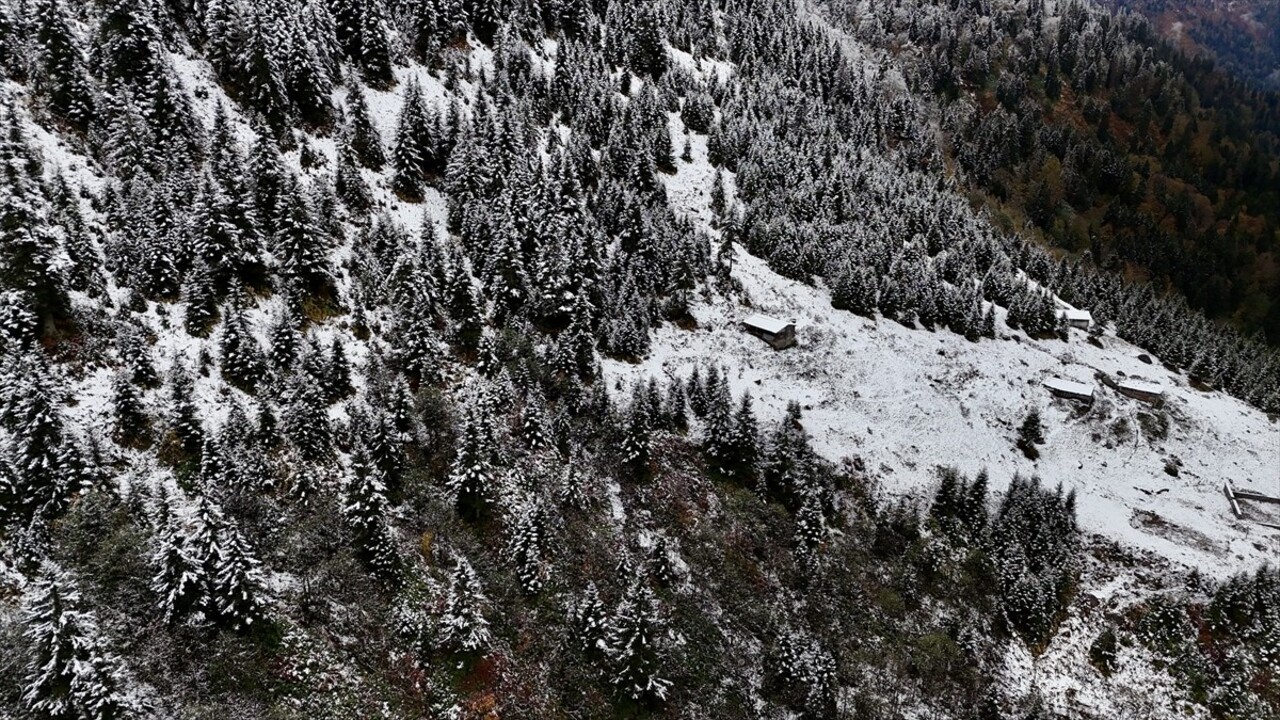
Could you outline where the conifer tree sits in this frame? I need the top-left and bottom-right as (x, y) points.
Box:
(607, 580), (671, 703)
(219, 300), (266, 393)
(33, 0), (96, 131)
(794, 490), (826, 557)
(2, 359), (84, 526)
(335, 144), (373, 214)
(22, 565), (131, 720)
(334, 0), (394, 86)
(280, 16), (334, 129)
(167, 366), (204, 463)
(508, 501), (546, 595)
(249, 134), (288, 241)
(237, 9), (293, 135)
(446, 260), (485, 353)
(520, 390), (552, 453)
(438, 557), (491, 654)
(1017, 408), (1045, 460)
(275, 176), (333, 298)
(391, 82), (438, 201)
(281, 371), (331, 462)
(267, 301), (302, 373)
(406, 0), (441, 60)
(570, 581), (609, 655)
(448, 410), (495, 521)
(344, 448), (401, 586)
(345, 85), (386, 170)
(151, 518), (204, 625)
(325, 336), (353, 401)
(202, 0), (239, 79)
(50, 177), (103, 297)
(210, 523), (266, 633)
(468, 0), (503, 45)
(619, 389), (652, 480)
(0, 107), (68, 328)
(110, 370), (150, 449)
(727, 392), (760, 482)
(182, 259), (219, 336)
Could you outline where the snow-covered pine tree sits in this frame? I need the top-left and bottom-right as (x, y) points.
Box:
(2, 357), (84, 526)
(324, 336), (353, 401)
(1016, 408), (1045, 459)
(447, 409), (496, 521)
(391, 81), (438, 201)
(727, 392), (760, 483)
(333, 0), (395, 85)
(794, 489), (826, 559)
(275, 175), (334, 299)
(165, 365), (204, 464)
(32, 0), (96, 131)
(182, 258), (219, 337)
(219, 299), (266, 393)
(607, 580), (671, 703)
(570, 581), (609, 656)
(279, 10), (334, 129)
(344, 447), (401, 586)
(334, 142), (373, 214)
(110, 369), (150, 449)
(236, 8), (294, 136)
(345, 83), (386, 170)
(507, 499), (547, 595)
(281, 370), (332, 462)
(0, 105), (68, 328)
(22, 564), (132, 720)
(438, 556), (491, 654)
(619, 385), (652, 481)
(267, 300), (302, 374)
(210, 522), (266, 633)
(249, 133), (288, 241)
(151, 517), (204, 625)
(445, 255), (485, 353)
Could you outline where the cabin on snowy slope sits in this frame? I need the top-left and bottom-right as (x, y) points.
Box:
(1117, 380), (1165, 405)
(1044, 378), (1095, 404)
(742, 314), (797, 350)
(1054, 299), (1094, 330)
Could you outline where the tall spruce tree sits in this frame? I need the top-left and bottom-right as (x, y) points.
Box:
(33, 0), (96, 131)
(22, 565), (132, 720)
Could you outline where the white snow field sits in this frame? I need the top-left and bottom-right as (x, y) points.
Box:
(605, 242), (1280, 577)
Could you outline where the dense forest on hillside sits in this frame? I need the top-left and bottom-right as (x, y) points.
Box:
(0, 0), (1276, 717)
(1103, 0), (1280, 91)
(822, 0), (1280, 344)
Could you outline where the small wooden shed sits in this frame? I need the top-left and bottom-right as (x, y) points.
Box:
(1056, 308), (1093, 330)
(742, 313), (796, 350)
(1117, 380), (1165, 405)
(1044, 377), (1094, 404)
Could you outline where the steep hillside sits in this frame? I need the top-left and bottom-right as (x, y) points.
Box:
(0, 1), (1277, 719)
(1103, 0), (1280, 90)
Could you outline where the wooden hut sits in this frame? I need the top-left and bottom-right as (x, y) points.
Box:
(1043, 378), (1094, 404)
(742, 314), (796, 350)
(1117, 380), (1165, 405)
(1056, 308), (1093, 330)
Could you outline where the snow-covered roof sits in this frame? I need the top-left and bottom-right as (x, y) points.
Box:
(1118, 380), (1163, 396)
(742, 314), (793, 335)
(1043, 378), (1094, 398)
(1058, 309), (1093, 322)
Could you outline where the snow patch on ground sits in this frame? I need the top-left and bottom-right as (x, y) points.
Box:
(605, 246), (1280, 578)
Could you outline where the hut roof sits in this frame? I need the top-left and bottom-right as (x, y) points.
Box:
(743, 314), (793, 335)
(1057, 308), (1093, 323)
(1118, 380), (1163, 396)
(1044, 378), (1094, 398)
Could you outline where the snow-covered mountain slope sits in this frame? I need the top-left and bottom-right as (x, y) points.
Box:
(605, 244), (1280, 577)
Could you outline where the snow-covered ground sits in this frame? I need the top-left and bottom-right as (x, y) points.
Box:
(604, 243), (1280, 577)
